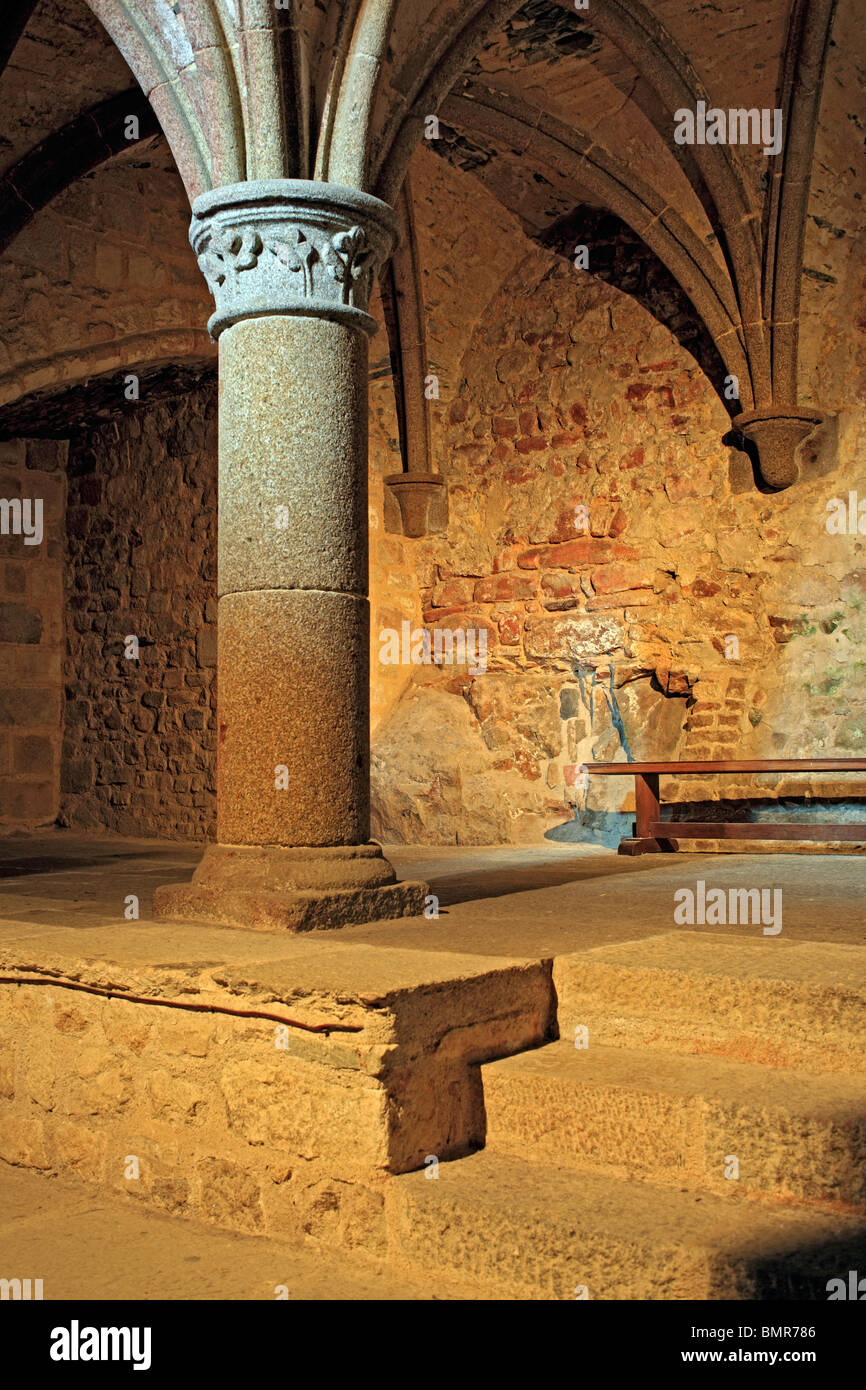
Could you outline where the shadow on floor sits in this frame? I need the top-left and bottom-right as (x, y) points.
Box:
(425, 854), (674, 908)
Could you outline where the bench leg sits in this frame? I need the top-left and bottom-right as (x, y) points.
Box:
(618, 772), (679, 855)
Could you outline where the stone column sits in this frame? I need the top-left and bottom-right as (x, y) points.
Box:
(154, 180), (426, 931)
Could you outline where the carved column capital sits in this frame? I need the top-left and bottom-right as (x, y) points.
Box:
(190, 179), (399, 339)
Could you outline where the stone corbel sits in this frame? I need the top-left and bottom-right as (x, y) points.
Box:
(731, 407), (823, 490)
(384, 471), (448, 538)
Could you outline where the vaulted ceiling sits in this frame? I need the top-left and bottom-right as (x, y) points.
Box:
(0, 0), (853, 486)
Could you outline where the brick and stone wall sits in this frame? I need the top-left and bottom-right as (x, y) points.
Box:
(371, 150), (866, 845)
(0, 438), (66, 830)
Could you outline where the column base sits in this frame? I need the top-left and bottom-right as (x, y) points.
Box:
(153, 843), (429, 933)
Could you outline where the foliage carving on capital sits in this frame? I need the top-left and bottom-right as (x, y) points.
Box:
(197, 226), (263, 290)
(198, 221), (376, 312)
(323, 226), (376, 306)
(189, 181), (398, 337)
(270, 227), (318, 297)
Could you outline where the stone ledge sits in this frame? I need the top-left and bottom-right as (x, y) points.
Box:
(0, 921), (554, 1239)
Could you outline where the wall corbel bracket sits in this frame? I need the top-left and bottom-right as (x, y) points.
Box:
(384, 472), (448, 538)
(731, 407), (822, 489)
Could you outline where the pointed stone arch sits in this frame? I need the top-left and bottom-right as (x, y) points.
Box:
(0, 89), (159, 256)
(365, 0), (836, 485)
(80, 0), (306, 195)
(0, 0), (39, 79)
(439, 84), (753, 414)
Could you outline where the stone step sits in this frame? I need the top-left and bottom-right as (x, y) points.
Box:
(554, 933), (866, 1074)
(388, 1150), (866, 1300)
(482, 1040), (866, 1208)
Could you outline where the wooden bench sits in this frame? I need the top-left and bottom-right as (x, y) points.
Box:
(585, 759), (866, 855)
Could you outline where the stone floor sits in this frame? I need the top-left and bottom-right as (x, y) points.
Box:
(2, 830), (865, 1301)
(0, 830), (864, 955)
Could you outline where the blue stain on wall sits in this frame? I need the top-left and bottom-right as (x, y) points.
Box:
(548, 666), (634, 847)
(547, 808), (632, 848)
(601, 672), (631, 761)
(575, 665), (632, 761)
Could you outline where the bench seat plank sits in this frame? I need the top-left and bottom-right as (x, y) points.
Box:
(587, 760), (866, 775)
(580, 760), (866, 854)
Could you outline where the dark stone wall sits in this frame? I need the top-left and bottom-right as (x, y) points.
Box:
(60, 383), (218, 839)
(0, 437), (66, 830)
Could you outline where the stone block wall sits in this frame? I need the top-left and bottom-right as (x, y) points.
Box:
(60, 387), (217, 839)
(0, 954), (551, 1245)
(800, 0), (866, 417)
(54, 355), (420, 842)
(368, 294), (426, 735)
(0, 438), (66, 829)
(0, 979), (390, 1247)
(0, 140), (214, 413)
